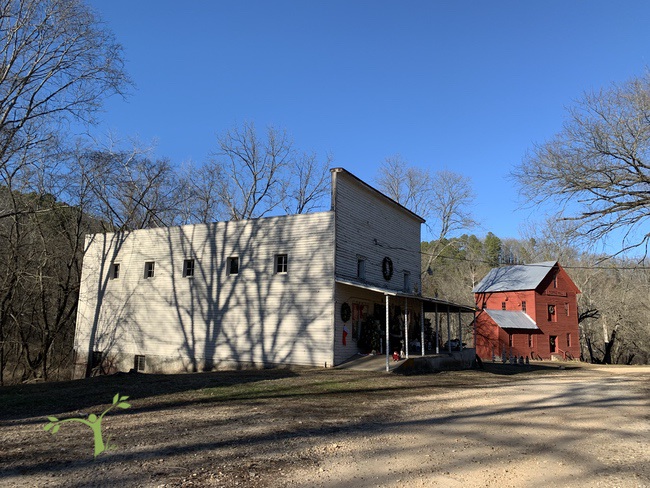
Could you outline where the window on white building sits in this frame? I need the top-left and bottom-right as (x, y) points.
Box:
(144, 261), (155, 279)
(183, 259), (195, 278)
(275, 254), (288, 274)
(229, 256), (239, 275)
(357, 257), (366, 280)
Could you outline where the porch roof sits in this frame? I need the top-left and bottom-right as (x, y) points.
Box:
(484, 309), (540, 330)
(335, 278), (476, 314)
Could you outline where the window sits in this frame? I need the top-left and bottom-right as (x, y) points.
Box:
(91, 350), (103, 370)
(275, 254), (288, 274)
(357, 257), (366, 280)
(521, 301), (527, 313)
(548, 304), (556, 322)
(144, 261), (155, 279)
(549, 335), (557, 353)
(228, 256), (239, 275)
(501, 302), (507, 311)
(403, 271), (411, 292)
(508, 334), (513, 347)
(110, 263), (120, 280)
(134, 355), (146, 372)
(183, 259), (195, 278)
(566, 333), (571, 347)
(553, 276), (558, 288)
(528, 334), (533, 348)
(565, 303), (570, 316)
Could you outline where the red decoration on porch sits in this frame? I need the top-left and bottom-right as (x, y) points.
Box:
(342, 325), (348, 346)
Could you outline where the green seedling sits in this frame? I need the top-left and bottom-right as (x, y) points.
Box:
(44, 393), (131, 458)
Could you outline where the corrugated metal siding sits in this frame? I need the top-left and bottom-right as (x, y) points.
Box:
(75, 212), (335, 370)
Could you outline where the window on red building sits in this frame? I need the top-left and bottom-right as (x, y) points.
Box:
(521, 301), (527, 313)
(502, 302), (506, 310)
(566, 333), (571, 347)
(548, 304), (557, 322)
(528, 334), (533, 348)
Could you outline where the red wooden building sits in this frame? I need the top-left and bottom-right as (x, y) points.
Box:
(473, 261), (580, 361)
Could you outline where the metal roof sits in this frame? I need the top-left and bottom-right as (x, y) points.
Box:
(484, 309), (540, 330)
(472, 261), (557, 293)
(335, 278), (476, 313)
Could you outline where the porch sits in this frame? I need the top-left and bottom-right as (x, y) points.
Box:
(336, 348), (477, 372)
(336, 278), (477, 372)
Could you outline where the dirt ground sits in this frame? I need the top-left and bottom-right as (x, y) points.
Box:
(1, 362), (649, 488)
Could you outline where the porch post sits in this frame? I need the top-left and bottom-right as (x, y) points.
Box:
(435, 303), (439, 354)
(458, 310), (463, 351)
(420, 301), (425, 356)
(404, 298), (409, 359)
(385, 294), (390, 372)
(447, 310), (452, 353)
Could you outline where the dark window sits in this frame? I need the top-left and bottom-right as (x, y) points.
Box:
(183, 259), (195, 278)
(144, 261), (155, 279)
(548, 304), (556, 321)
(134, 355), (146, 372)
(357, 258), (366, 280)
(229, 257), (239, 275)
(565, 303), (570, 316)
(521, 301), (526, 313)
(91, 350), (103, 369)
(110, 263), (120, 279)
(550, 335), (557, 353)
(276, 254), (288, 274)
(508, 334), (513, 347)
(566, 333), (571, 347)
(501, 302), (506, 311)
(528, 334), (533, 348)
(403, 271), (411, 292)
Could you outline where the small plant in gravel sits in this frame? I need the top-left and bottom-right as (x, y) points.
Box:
(44, 393), (131, 458)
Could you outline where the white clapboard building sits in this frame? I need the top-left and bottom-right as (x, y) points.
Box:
(74, 168), (473, 376)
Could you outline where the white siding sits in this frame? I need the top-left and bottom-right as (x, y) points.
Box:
(75, 212), (335, 372)
(333, 170), (422, 292)
(331, 169), (423, 364)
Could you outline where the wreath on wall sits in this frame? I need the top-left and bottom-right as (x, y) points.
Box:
(382, 257), (394, 281)
(340, 302), (351, 322)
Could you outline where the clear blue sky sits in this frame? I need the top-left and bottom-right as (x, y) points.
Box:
(85, 0), (650, 241)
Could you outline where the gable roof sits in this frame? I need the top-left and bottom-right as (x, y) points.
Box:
(484, 310), (540, 330)
(330, 168), (426, 224)
(473, 261), (557, 293)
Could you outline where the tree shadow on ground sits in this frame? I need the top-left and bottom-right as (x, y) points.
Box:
(0, 368), (299, 421)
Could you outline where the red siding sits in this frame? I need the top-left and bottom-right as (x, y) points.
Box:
(475, 265), (580, 361)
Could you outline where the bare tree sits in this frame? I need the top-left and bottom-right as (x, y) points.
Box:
(376, 156), (476, 284)
(0, 0), (128, 193)
(200, 122), (330, 222)
(0, 0), (128, 383)
(282, 152), (331, 215)
(514, 73), (650, 257)
(376, 156), (475, 240)
(75, 143), (181, 231)
(376, 155), (432, 217)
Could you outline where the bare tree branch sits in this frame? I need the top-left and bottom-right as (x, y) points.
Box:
(514, 72), (650, 256)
